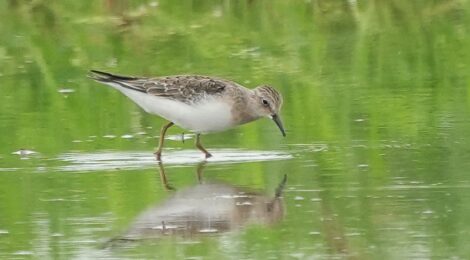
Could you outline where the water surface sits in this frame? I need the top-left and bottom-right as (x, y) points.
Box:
(1, 1), (470, 259)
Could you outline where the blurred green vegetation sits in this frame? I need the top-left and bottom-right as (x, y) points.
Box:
(1, 0), (470, 259)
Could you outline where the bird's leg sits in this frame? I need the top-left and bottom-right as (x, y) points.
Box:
(155, 122), (174, 161)
(195, 134), (212, 159)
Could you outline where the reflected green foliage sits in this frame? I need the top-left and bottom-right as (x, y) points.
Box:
(1, 0), (470, 259)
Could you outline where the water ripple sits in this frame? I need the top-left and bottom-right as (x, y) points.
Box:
(55, 149), (292, 172)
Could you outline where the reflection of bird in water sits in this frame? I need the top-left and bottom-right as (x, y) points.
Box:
(109, 162), (287, 243)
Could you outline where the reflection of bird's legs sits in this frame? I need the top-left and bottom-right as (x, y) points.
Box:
(157, 162), (174, 191)
(156, 161), (208, 192)
(195, 134), (212, 159)
(155, 122), (174, 161)
(196, 161), (207, 184)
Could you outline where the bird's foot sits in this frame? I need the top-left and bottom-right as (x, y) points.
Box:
(154, 151), (162, 161)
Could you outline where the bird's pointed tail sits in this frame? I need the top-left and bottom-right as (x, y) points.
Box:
(88, 70), (138, 82)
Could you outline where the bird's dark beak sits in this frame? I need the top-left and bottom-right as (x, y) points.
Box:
(272, 114), (286, 137)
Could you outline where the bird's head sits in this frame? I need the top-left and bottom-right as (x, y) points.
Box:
(253, 85), (286, 137)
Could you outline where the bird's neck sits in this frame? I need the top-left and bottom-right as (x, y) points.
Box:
(231, 90), (262, 125)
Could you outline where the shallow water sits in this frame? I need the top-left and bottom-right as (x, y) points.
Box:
(55, 149), (293, 172)
(2, 1), (470, 259)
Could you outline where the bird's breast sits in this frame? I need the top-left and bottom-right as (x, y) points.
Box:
(179, 98), (235, 133)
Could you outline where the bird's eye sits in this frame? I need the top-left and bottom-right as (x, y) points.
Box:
(262, 99), (269, 106)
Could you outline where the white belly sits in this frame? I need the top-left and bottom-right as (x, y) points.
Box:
(114, 86), (234, 133)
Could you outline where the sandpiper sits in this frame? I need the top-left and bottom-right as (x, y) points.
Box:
(89, 70), (285, 160)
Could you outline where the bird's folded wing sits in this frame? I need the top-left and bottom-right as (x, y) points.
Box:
(145, 76), (227, 103)
(89, 70), (228, 104)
